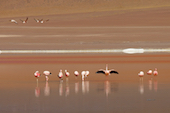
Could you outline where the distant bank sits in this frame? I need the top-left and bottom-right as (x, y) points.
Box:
(0, 0), (170, 18)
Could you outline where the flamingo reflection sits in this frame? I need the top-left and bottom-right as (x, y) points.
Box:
(65, 82), (70, 97)
(75, 82), (79, 94)
(44, 81), (50, 96)
(139, 79), (144, 94)
(35, 79), (40, 97)
(105, 80), (111, 97)
(35, 87), (40, 97)
(82, 81), (89, 94)
(59, 82), (63, 96)
(97, 81), (118, 97)
(154, 80), (158, 92)
(148, 78), (153, 91)
(148, 77), (158, 92)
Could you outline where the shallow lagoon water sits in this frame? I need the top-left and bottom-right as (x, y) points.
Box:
(0, 55), (170, 113)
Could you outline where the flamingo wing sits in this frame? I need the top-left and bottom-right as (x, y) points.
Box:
(20, 19), (23, 22)
(46, 19), (49, 22)
(25, 17), (28, 22)
(34, 18), (38, 22)
(96, 70), (105, 74)
(110, 70), (119, 74)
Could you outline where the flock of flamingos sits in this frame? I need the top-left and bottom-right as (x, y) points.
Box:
(9, 17), (49, 24)
(34, 64), (119, 82)
(34, 64), (158, 82)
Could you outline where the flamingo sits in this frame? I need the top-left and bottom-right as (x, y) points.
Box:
(81, 71), (86, 80)
(44, 81), (50, 96)
(65, 70), (70, 77)
(43, 71), (52, 82)
(138, 71), (144, 77)
(34, 18), (40, 23)
(81, 71), (90, 80)
(34, 71), (41, 97)
(58, 70), (63, 80)
(10, 19), (18, 24)
(147, 69), (152, 75)
(96, 64), (119, 76)
(153, 68), (158, 76)
(85, 71), (90, 77)
(20, 17), (28, 23)
(40, 19), (49, 23)
(74, 71), (79, 77)
(34, 71), (41, 78)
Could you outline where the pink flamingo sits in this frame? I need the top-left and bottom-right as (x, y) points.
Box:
(58, 70), (63, 80)
(81, 71), (86, 81)
(65, 70), (70, 82)
(65, 70), (70, 77)
(43, 71), (52, 82)
(10, 19), (18, 24)
(147, 69), (152, 75)
(20, 17), (28, 23)
(138, 71), (144, 77)
(40, 19), (49, 23)
(81, 71), (90, 80)
(96, 64), (119, 76)
(74, 71), (79, 77)
(153, 68), (158, 76)
(85, 71), (90, 77)
(34, 71), (41, 78)
(34, 71), (41, 97)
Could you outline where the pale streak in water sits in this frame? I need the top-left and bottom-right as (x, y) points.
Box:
(0, 48), (170, 54)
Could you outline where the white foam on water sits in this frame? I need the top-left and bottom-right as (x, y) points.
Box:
(122, 48), (144, 54)
(0, 48), (170, 54)
(0, 49), (122, 54)
(0, 35), (23, 38)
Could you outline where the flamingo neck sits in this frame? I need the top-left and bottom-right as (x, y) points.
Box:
(106, 64), (108, 71)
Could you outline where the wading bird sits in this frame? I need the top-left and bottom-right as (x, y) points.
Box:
(81, 71), (86, 81)
(81, 71), (90, 80)
(153, 68), (158, 76)
(147, 69), (152, 75)
(10, 19), (18, 24)
(43, 71), (52, 82)
(20, 17), (28, 23)
(34, 71), (41, 79)
(40, 19), (49, 23)
(65, 70), (70, 77)
(85, 71), (90, 77)
(34, 71), (41, 91)
(58, 70), (63, 80)
(138, 71), (144, 77)
(96, 64), (119, 76)
(138, 71), (144, 81)
(74, 71), (79, 77)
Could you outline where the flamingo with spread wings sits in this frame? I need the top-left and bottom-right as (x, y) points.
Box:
(20, 17), (28, 23)
(96, 64), (119, 76)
